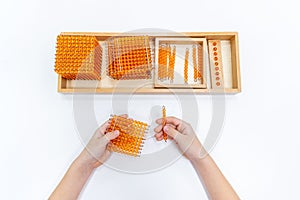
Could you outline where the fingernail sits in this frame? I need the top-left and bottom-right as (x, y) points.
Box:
(114, 130), (119, 135)
(163, 126), (169, 132)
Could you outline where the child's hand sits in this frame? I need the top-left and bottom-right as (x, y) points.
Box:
(77, 114), (127, 169)
(154, 116), (204, 161)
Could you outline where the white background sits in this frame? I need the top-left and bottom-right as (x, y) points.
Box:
(1, 0), (300, 199)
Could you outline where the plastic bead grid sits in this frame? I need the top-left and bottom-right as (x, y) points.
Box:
(54, 35), (102, 80)
(106, 36), (153, 80)
(208, 40), (224, 88)
(106, 115), (149, 157)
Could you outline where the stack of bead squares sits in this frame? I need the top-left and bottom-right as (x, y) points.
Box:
(107, 36), (153, 80)
(54, 35), (102, 80)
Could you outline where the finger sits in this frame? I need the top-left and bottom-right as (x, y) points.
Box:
(154, 124), (176, 137)
(163, 125), (181, 141)
(99, 114), (128, 135)
(103, 130), (120, 144)
(156, 135), (164, 141)
(156, 116), (183, 127)
(154, 124), (163, 133)
(97, 120), (111, 135)
(166, 123), (176, 129)
(158, 117), (188, 133)
(155, 132), (163, 139)
(154, 123), (176, 133)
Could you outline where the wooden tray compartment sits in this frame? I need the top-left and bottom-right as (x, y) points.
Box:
(154, 37), (207, 89)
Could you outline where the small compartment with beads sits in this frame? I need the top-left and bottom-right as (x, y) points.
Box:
(154, 37), (207, 88)
(208, 40), (233, 89)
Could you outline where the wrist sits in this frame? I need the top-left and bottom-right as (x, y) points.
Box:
(186, 144), (208, 163)
(189, 152), (211, 166)
(75, 149), (102, 170)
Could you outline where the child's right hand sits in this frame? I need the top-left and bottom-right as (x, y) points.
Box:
(154, 116), (205, 161)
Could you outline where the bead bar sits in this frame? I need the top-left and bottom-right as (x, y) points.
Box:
(184, 48), (189, 84)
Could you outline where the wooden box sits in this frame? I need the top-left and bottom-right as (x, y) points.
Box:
(56, 32), (241, 94)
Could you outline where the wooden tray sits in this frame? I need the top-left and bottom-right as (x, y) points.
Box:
(56, 32), (241, 94)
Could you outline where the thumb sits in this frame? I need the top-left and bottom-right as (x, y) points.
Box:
(164, 125), (181, 141)
(103, 130), (119, 144)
